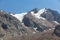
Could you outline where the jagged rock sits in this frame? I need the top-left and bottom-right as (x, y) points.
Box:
(22, 8), (59, 32)
(0, 11), (27, 36)
(41, 9), (60, 23)
(54, 25), (60, 37)
(40, 9), (54, 21)
(23, 13), (48, 32)
(31, 8), (39, 13)
(1, 23), (8, 30)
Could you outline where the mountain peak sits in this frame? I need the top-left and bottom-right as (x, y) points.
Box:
(31, 8), (39, 13)
(39, 8), (48, 13)
(28, 8), (48, 14)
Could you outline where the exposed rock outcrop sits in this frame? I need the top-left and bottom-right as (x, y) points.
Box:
(54, 25), (60, 37)
(0, 10), (27, 37)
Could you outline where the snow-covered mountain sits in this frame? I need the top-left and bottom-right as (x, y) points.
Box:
(0, 8), (60, 40)
(11, 8), (47, 22)
(11, 8), (60, 23)
(11, 8), (60, 32)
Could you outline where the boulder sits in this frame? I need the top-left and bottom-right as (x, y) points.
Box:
(54, 25), (60, 37)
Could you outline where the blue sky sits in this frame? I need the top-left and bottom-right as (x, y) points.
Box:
(0, 0), (60, 13)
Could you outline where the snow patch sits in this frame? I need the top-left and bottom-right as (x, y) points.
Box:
(31, 8), (46, 20)
(44, 30), (47, 32)
(49, 29), (52, 31)
(33, 27), (37, 31)
(39, 17), (46, 20)
(11, 13), (27, 22)
(11, 8), (47, 22)
(53, 21), (59, 24)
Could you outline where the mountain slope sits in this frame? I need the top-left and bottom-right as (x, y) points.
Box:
(11, 8), (60, 32)
(0, 8), (60, 40)
(0, 10), (28, 37)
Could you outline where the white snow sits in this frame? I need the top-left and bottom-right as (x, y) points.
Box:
(49, 29), (52, 31)
(11, 8), (47, 22)
(39, 8), (47, 14)
(44, 30), (47, 32)
(53, 21), (59, 24)
(33, 27), (37, 31)
(39, 17), (46, 20)
(31, 8), (47, 20)
(11, 12), (27, 22)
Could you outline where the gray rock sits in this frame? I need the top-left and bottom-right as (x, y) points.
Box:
(54, 25), (60, 37)
(41, 9), (60, 23)
(31, 8), (39, 13)
(0, 11), (27, 36)
(22, 13), (48, 32)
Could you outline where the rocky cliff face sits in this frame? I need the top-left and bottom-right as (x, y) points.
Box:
(41, 9), (60, 22)
(54, 25), (60, 37)
(22, 8), (60, 32)
(0, 10), (28, 37)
